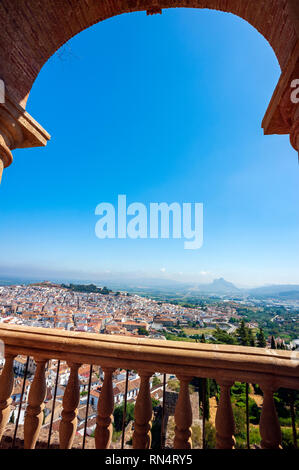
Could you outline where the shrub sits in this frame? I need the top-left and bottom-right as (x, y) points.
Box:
(191, 424), (202, 448)
(152, 376), (161, 387)
(281, 427), (297, 449)
(167, 379), (180, 393)
(249, 426), (261, 447)
(205, 421), (216, 449)
(112, 429), (122, 442)
(113, 402), (135, 432)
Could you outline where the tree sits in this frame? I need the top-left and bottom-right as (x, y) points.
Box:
(191, 377), (210, 421)
(205, 421), (216, 449)
(200, 333), (206, 343)
(236, 320), (249, 346)
(138, 327), (149, 336)
(212, 326), (238, 345)
(151, 397), (160, 408)
(152, 376), (161, 387)
(9, 410), (15, 424)
(248, 328), (255, 347)
(233, 404), (246, 439)
(256, 328), (267, 348)
(271, 336), (276, 349)
(113, 402), (135, 432)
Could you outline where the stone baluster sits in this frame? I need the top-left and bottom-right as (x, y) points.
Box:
(132, 372), (153, 449)
(174, 375), (193, 449)
(24, 359), (47, 449)
(95, 367), (115, 449)
(0, 354), (16, 440)
(259, 384), (282, 449)
(59, 363), (81, 449)
(215, 380), (235, 449)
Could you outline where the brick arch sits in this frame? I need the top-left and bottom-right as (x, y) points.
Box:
(0, 0), (299, 182)
(0, 0), (297, 108)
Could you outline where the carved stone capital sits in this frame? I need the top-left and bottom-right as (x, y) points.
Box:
(217, 379), (234, 388)
(0, 93), (50, 182)
(0, 108), (22, 169)
(259, 381), (279, 394)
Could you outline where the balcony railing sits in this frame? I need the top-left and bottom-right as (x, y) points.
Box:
(0, 323), (298, 449)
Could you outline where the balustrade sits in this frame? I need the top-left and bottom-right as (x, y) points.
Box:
(0, 324), (297, 449)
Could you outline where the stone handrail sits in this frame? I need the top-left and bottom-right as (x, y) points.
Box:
(0, 323), (298, 449)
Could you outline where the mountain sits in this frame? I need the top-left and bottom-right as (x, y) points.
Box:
(248, 284), (299, 299)
(189, 277), (240, 294)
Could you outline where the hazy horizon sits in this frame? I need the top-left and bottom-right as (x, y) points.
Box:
(1, 264), (299, 290)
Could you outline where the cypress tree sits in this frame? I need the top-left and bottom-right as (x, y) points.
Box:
(236, 319), (249, 346)
(256, 328), (267, 348)
(248, 328), (255, 347)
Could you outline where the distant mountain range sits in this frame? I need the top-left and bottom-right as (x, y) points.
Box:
(189, 278), (299, 299)
(247, 284), (299, 299)
(114, 277), (299, 300)
(1, 275), (299, 300)
(93, 277), (299, 299)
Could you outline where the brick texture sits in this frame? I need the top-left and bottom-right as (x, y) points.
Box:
(0, 1), (297, 109)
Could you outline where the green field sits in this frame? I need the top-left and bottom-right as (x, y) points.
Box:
(183, 327), (215, 336)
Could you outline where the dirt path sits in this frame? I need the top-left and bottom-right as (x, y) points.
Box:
(209, 396), (217, 426)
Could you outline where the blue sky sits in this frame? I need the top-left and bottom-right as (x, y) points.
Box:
(0, 8), (299, 287)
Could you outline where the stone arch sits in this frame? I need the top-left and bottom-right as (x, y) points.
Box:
(0, 0), (297, 108)
(0, 0), (298, 181)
